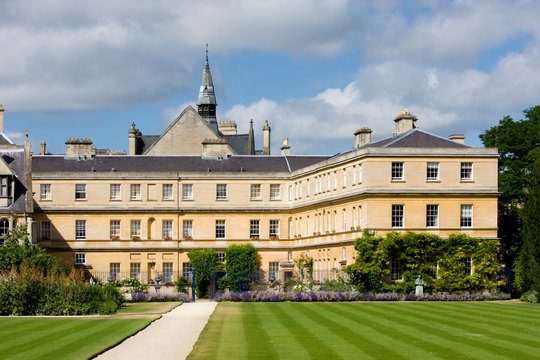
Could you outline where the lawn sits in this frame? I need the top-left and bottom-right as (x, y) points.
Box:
(0, 302), (180, 359)
(188, 302), (540, 360)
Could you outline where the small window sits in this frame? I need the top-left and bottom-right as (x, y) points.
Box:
(358, 164), (363, 184)
(391, 259), (402, 281)
(392, 205), (404, 228)
(183, 220), (193, 238)
(0, 218), (9, 240)
(461, 162), (473, 181)
(110, 220), (121, 239)
(427, 162), (439, 181)
(75, 184), (86, 200)
(269, 220), (280, 238)
(130, 184), (141, 200)
(216, 184), (227, 200)
(109, 263), (121, 280)
(250, 220), (260, 238)
(342, 209), (347, 231)
(269, 262), (279, 281)
(217, 252), (225, 263)
(461, 205), (473, 227)
(215, 220), (226, 239)
(75, 253), (86, 265)
(0, 177), (11, 198)
(109, 184), (121, 200)
(40, 220), (51, 240)
(343, 168), (347, 187)
(288, 185), (293, 201)
(183, 263), (193, 280)
(391, 162), (404, 181)
(426, 205), (439, 227)
(130, 262), (141, 280)
(40, 184), (51, 200)
(250, 184), (261, 200)
(464, 257), (473, 275)
(163, 262), (174, 282)
(130, 220), (141, 239)
(270, 184), (281, 200)
(162, 220), (173, 239)
(182, 184), (193, 200)
(162, 184), (173, 200)
(75, 220), (86, 239)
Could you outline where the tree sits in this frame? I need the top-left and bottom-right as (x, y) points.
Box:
(225, 244), (258, 292)
(479, 106), (540, 277)
(187, 249), (220, 298)
(514, 159), (540, 296)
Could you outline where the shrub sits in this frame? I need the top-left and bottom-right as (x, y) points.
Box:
(130, 292), (191, 302)
(225, 244), (259, 292)
(175, 276), (189, 294)
(122, 278), (148, 293)
(188, 249), (220, 298)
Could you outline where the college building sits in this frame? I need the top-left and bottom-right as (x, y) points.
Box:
(1, 55), (499, 286)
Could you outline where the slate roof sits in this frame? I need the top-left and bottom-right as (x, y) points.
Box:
(364, 128), (469, 149)
(32, 155), (330, 174)
(0, 150), (27, 213)
(223, 134), (250, 155)
(136, 135), (160, 154)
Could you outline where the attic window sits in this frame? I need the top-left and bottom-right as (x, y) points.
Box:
(0, 176), (12, 198)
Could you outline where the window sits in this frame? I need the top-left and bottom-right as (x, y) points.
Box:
(0, 177), (11, 197)
(288, 185), (293, 200)
(269, 220), (280, 238)
(391, 259), (402, 281)
(162, 184), (173, 200)
(130, 184), (141, 200)
(75, 184), (86, 200)
(162, 220), (173, 239)
(250, 220), (260, 238)
(358, 164), (363, 184)
(216, 184), (227, 200)
(289, 218), (293, 237)
(343, 168), (347, 187)
(110, 263), (120, 280)
(217, 252), (225, 263)
(163, 262), (173, 282)
(130, 262), (141, 280)
(426, 205), (439, 227)
(0, 218), (8, 244)
(250, 184), (261, 200)
(215, 220), (226, 239)
(392, 205), (404, 228)
(183, 263), (193, 280)
(359, 206), (363, 229)
(110, 220), (121, 239)
(75, 220), (86, 239)
(334, 171), (338, 190)
(40, 220), (51, 240)
(270, 184), (281, 200)
(461, 162), (473, 181)
(342, 247), (346, 260)
(110, 184), (121, 200)
(464, 257), (472, 275)
(269, 262), (279, 281)
(353, 166), (357, 184)
(183, 220), (193, 238)
(461, 205), (473, 227)
(182, 184), (193, 200)
(130, 220), (141, 239)
(40, 184), (51, 200)
(343, 209), (347, 231)
(391, 162), (403, 181)
(427, 162), (439, 181)
(352, 207), (357, 228)
(327, 173), (331, 191)
(75, 253), (86, 265)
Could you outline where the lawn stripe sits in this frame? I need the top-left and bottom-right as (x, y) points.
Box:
(299, 303), (425, 359)
(371, 304), (539, 359)
(267, 302), (344, 359)
(0, 318), (65, 342)
(243, 304), (280, 359)
(459, 303), (540, 319)
(429, 302), (540, 325)
(188, 303), (227, 360)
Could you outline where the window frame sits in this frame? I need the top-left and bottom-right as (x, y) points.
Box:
(162, 184), (173, 201)
(461, 162), (473, 181)
(250, 219), (260, 238)
(270, 184), (281, 200)
(182, 184), (193, 200)
(109, 262), (121, 280)
(40, 184), (52, 201)
(130, 184), (141, 201)
(130, 262), (141, 280)
(110, 220), (121, 239)
(183, 220), (193, 239)
(392, 204), (404, 228)
(250, 184), (261, 200)
(215, 219), (226, 239)
(40, 220), (51, 240)
(216, 184), (227, 200)
(426, 162), (439, 181)
(163, 262), (174, 282)
(460, 204), (473, 228)
(109, 184), (121, 201)
(75, 184), (86, 200)
(391, 162), (404, 181)
(75, 220), (86, 240)
(75, 253), (86, 265)
(426, 204), (439, 228)
(162, 220), (173, 239)
(130, 220), (141, 239)
(269, 220), (280, 238)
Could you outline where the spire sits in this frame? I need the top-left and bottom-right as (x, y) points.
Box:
(197, 44), (218, 132)
(247, 119), (255, 155)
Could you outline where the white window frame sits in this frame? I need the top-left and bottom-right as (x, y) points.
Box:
(358, 164), (363, 184)
(75, 184), (86, 200)
(130, 184), (141, 200)
(40, 184), (51, 201)
(392, 205), (404, 228)
(426, 204), (439, 228)
(250, 220), (260, 238)
(75, 220), (86, 240)
(110, 262), (120, 280)
(270, 184), (281, 200)
(40, 220), (51, 240)
(269, 262), (279, 281)
(183, 220), (193, 238)
(427, 162), (439, 181)
(162, 184), (173, 200)
(162, 220), (173, 239)
(130, 220), (141, 238)
(461, 205), (473, 228)
(391, 162), (404, 181)
(461, 162), (473, 181)
(110, 220), (121, 239)
(163, 262), (174, 282)
(342, 168), (347, 187)
(110, 184), (121, 201)
(182, 184), (193, 200)
(216, 184), (227, 200)
(250, 184), (261, 200)
(130, 262), (141, 280)
(269, 220), (280, 238)
(75, 253), (86, 265)
(215, 219), (226, 239)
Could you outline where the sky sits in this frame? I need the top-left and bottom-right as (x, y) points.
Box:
(0, 0), (539, 155)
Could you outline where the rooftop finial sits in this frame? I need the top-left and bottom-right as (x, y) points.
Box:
(205, 43), (209, 61)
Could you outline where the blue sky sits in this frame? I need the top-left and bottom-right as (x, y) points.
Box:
(1, 0), (539, 155)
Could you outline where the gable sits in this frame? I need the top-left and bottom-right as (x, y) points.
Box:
(0, 156), (14, 176)
(144, 105), (235, 156)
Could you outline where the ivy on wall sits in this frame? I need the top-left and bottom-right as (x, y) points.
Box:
(345, 231), (501, 293)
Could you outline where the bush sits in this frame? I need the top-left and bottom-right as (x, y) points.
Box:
(122, 278), (148, 293)
(520, 290), (538, 303)
(175, 276), (189, 294)
(130, 292), (191, 302)
(188, 249), (220, 298)
(225, 244), (258, 292)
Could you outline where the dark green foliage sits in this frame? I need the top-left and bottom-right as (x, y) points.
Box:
(122, 277), (148, 293)
(175, 275), (189, 294)
(514, 160), (540, 295)
(225, 244), (258, 292)
(479, 106), (540, 271)
(346, 231), (500, 293)
(188, 248), (220, 298)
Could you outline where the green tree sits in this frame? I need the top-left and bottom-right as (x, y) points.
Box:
(479, 106), (540, 280)
(187, 249), (220, 298)
(225, 244), (258, 292)
(514, 160), (540, 296)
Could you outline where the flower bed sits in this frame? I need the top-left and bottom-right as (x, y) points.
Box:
(130, 292), (191, 302)
(213, 290), (510, 302)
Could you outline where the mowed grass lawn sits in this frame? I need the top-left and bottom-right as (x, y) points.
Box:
(0, 302), (179, 360)
(189, 302), (540, 360)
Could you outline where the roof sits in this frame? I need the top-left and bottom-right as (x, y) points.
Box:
(136, 135), (160, 154)
(364, 128), (470, 149)
(223, 134), (250, 155)
(0, 150), (27, 213)
(0, 133), (14, 145)
(32, 155), (331, 174)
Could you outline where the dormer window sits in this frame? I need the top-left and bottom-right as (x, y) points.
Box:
(0, 176), (11, 198)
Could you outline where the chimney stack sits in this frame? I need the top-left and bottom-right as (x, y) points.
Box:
(354, 127), (372, 148)
(448, 134), (465, 144)
(394, 109), (417, 135)
(262, 120), (271, 155)
(40, 140), (46, 155)
(0, 104), (5, 133)
(281, 138), (291, 156)
(128, 123), (137, 155)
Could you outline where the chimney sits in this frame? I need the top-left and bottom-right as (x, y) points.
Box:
(281, 138), (291, 155)
(354, 127), (372, 148)
(128, 123), (137, 155)
(65, 138), (95, 158)
(394, 109), (417, 135)
(0, 104), (5, 133)
(262, 120), (271, 155)
(217, 121), (237, 135)
(448, 134), (465, 144)
(40, 140), (46, 155)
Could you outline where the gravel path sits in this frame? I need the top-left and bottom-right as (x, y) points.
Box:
(96, 301), (217, 360)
